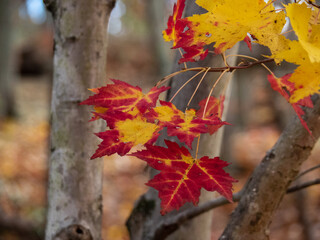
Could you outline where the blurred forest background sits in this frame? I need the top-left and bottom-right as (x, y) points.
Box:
(0, 0), (319, 239)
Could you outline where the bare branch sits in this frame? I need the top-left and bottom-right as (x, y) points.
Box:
(183, 58), (274, 73)
(308, 0), (320, 8)
(148, 177), (320, 240)
(295, 164), (320, 180)
(287, 178), (320, 193)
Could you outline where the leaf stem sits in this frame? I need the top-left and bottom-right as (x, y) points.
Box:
(186, 67), (211, 110)
(156, 69), (191, 87)
(260, 0), (276, 13)
(179, 48), (188, 69)
(202, 70), (228, 118)
(195, 136), (201, 160)
(169, 69), (207, 102)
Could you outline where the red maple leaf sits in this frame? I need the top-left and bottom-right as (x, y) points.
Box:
(268, 74), (313, 135)
(163, 0), (187, 47)
(81, 79), (169, 116)
(91, 130), (133, 158)
(130, 140), (236, 215)
(243, 35), (252, 51)
(197, 96), (225, 118)
(196, 96), (229, 135)
(162, 0), (208, 63)
(91, 110), (162, 158)
(147, 101), (225, 148)
(178, 44), (209, 63)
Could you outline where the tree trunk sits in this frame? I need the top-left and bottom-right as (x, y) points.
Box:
(145, 0), (172, 78)
(44, 1), (115, 239)
(0, 0), (15, 119)
(126, 1), (238, 239)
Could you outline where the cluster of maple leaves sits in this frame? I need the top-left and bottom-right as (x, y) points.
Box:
(81, 80), (235, 214)
(82, 0), (320, 214)
(164, 0), (319, 133)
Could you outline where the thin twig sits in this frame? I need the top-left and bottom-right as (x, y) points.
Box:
(308, 0), (320, 9)
(156, 58), (274, 87)
(203, 70), (228, 117)
(226, 55), (275, 76)
(295, 164), (320, 180)
(287, 178), (320, 193)
(184, 58), (274, 73)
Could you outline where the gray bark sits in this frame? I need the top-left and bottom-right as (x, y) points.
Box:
(126, 1), (238, 239)
(44, 1), (115, 239)
(145, 0), (172, 78)
(219, 95), (320, 240)
(0, 0), (15, 119)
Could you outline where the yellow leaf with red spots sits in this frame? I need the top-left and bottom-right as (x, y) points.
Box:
(287, 3), (320, 63)
(165, 0), (286, 62)
(146, 101), (228, 148)
(91, 110), (162, 158)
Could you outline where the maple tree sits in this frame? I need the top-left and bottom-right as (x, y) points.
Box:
(82, 0), (320, 215)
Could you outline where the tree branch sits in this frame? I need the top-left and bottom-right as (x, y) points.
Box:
(295, 164), (320, 179)
(148, 177), (320, 239)
(182, 58), (274, 73)
(219, 95), (320, 240)
(287, 178), (320, 193)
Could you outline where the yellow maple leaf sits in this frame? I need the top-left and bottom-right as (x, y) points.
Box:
(179, 109), (197, 131)
(286, 3), (320, 63)
(269, 24), (320, 103)
(115, 115), (160, 146)
(151, 102), (184, 123)
(183, 0), (285, 54)
(289, 63), (320, 103)
(270, 38), (311, 65)
(271, 42), (320, 103)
